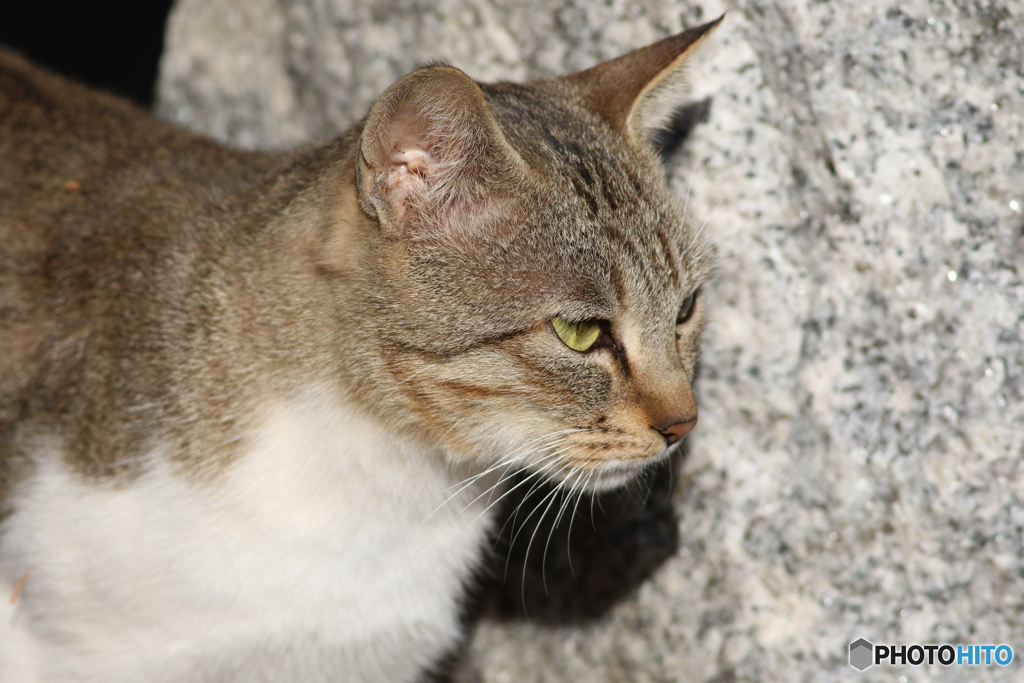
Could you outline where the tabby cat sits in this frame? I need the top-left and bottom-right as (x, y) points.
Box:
(0, 17), (721, 683)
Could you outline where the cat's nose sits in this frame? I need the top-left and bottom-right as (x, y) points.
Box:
(658, 418), (697, 445)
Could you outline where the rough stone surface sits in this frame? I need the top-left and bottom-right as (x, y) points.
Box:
(158, 1), (1024, 681)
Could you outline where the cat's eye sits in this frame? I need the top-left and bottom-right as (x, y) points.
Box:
(552, 316), (602, 352)
(677, 291), (697, 325)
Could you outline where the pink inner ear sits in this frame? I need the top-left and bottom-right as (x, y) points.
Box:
(386, 148), (432, 218)
(383, 110), (441, 221)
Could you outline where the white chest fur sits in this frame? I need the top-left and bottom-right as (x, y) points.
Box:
(0, 390), (496, 683)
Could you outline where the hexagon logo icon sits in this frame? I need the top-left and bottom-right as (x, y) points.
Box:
(849, 638), (874, 671)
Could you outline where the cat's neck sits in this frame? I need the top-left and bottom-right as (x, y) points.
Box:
(227, 384), (496, 550)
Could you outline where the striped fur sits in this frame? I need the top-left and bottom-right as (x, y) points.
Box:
(0, 17), (721, 682)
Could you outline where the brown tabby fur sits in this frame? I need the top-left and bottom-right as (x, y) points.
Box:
(0, 18), (719, 518)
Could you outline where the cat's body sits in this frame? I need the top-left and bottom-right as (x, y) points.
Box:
(0, 18), (720, 682)
(0, 48), (487, 682)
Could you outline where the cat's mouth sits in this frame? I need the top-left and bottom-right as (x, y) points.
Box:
(486, 417), (682, 493)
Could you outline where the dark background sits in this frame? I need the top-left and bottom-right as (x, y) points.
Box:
(0, 0), (176, 107)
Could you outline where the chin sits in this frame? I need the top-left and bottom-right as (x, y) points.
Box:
(542, 450), (671, 493)
(587, 463), (657, 491)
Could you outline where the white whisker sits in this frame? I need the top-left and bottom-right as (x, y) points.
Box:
(526, 481), (564, 598)
(680, 151), (704, 228)
(542, 466), (587, 591)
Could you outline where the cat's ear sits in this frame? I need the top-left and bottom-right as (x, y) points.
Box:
(563, 15), (724, 146)
(358, 65), (524, 241)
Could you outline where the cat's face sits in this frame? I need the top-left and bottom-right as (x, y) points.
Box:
(355, 21), (719, 490)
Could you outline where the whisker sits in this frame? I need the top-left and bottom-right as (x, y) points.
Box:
(503, 463), (575, 606)
(710, 255), (738, 269)
(681, 151), (704, 229)
(499, 451), (575, 543)
(695, 199), (725, 241)
(527, 481), (565, 598)
(564, 470), (595, 579)
(450, 441), (564, 511)
(663, 453), (676, 506)
(438, 428), (589, 496)
(503, 458), (573, 560)
(542, 467), (587, 592)
(463, 450), (570, 531)
(424, 430), (585, 524)
(410, 452), (567, 568)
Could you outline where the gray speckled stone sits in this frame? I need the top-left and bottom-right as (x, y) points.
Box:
(157, 1), (1024, 681)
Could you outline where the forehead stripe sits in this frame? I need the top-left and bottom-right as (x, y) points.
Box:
(654, 226), (680, 288)
(608, 261), (629, 306)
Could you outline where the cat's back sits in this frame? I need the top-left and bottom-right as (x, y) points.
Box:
(0, 48), (270, 196)
(0, 48), (283, 262)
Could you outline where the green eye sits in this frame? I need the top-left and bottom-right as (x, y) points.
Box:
(552, 316), (602, 352)
(677, 291), (697, 325)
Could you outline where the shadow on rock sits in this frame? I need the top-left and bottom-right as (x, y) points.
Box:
(479, 446), (686, 625)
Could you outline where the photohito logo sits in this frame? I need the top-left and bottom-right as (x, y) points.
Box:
(849, 638), (1013, 671)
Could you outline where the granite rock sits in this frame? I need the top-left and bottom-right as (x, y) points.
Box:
(157, 1), (1024, 681)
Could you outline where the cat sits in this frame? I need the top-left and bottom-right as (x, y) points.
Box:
(0, 16), (721, 683)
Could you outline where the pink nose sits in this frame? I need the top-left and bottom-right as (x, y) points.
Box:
(659, 418), (697, 444)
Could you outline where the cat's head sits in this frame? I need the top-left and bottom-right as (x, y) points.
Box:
(353, 18), (721, 491)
